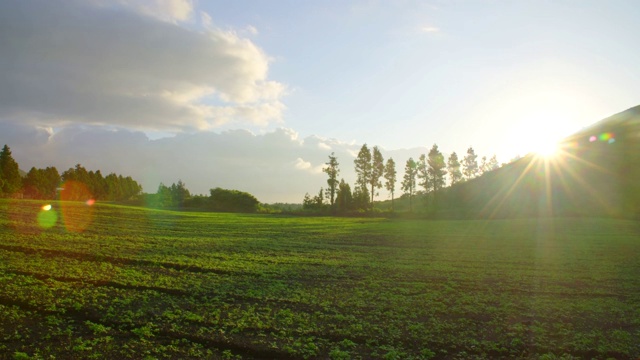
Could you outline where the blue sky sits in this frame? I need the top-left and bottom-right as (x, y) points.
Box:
(201, 0), (640, 156)
(1, 0), (639, 202)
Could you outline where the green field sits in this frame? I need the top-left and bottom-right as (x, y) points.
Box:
(1, 200), (639, 359)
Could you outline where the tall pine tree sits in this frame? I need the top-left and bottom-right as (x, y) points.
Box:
(447, 152), (463, 185)
(383, 158), (396, 211)
(0, 145), (22, 195)
(401, 158), (417, 212)
(353, 144), (372, 209)
(370, 146), (384, 206)
(427, 144), (447, 207)
(462, 147), (479, 180)
(323, 152), (340, 207)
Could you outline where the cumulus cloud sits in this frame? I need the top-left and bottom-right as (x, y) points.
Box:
(0, 0), (285, 132)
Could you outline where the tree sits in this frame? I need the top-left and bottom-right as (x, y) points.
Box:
(427, 144), (447, 207)
(479, 156), (488, 175)
(23, 166), (60, 199)
(370, 146), (384, 205)
(0, 145), (22, 195)
(383, 158), (397, 210)
(487, 154), (499, 171)
(209, 187), (259, 213)
(336, 179), (353, 213)
(401, 158), (417, 212)
(323, 153), (339, 207)
(354, 144), (372, 208)
(171, 180), (190, 206)
(447, 152), (463, 186)
(156, 183), (173, 207)
(314, 188), (324, 208)
(462, 147), (479, 180)
(352, 186), (370, 211)
(417, 154), (429, 194)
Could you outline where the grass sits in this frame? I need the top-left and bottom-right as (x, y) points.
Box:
(0, 199), (639, 359)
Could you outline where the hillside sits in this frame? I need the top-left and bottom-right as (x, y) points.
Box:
(391, 105), (640, 219)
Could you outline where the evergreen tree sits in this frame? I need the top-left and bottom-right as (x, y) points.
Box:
(336, 179), (353, 213)
(401, 158), (417, 212)
(0, 145), (22, 195)
(479, 156), (488, 175)
(171, 180), (190, 206)
(487, 155), (500, 171)
(427, 144), (447, 207)
(462, 147), (479, 180)
(447, 152), (463, 186)
(383, 158), (396, 210)
(417, 154), (429, 194)
(323, 152), (339, 207)
(370, 146), (384, 205)
(353, 144), (372, 209)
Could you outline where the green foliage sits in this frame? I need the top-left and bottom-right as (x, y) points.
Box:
(447, 152), (462, 185)
(354, 144), (372, 195)
(370, 146), (384, 204)
(60, 164), (141, 201)
(0, 145), (22, 195)
(462, 146), (478, 180)
(23, 166), (60, 199)
(383, 158), (396, 208)
(336, 179), (353, 213)
(209, 187), (259, 213)
(0, 200), (639, 358)
(401, 158), (417, 211)
(427, 144), (446, 193)
(323, 153), (340, 207)
(152, 180), (190, 208)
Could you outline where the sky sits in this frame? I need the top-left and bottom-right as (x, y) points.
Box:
(1, 0), (639, 203)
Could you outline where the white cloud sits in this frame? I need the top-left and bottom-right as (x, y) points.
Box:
(294, 158), (312, 170)
(420, 26), (440, 33)
(0, 1), (285, 132)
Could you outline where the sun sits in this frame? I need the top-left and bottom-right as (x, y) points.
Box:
(508, 108), (576, 160)
(532, 136), (560, 158)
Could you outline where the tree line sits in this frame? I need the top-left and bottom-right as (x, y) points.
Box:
(303, 144), (501, 214)
(0, 143), (263, 213)
(145, 180), (261, 213)
(0, 144), (141, 201)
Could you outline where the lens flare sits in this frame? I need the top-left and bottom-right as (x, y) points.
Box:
(59, 181), (95, 233)
(86, 199), (96, 206)
(37, 208), (58, 228)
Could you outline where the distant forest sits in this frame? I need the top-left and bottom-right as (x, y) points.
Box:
(0, 145), (141, 202)
(0, 144), (262, 213)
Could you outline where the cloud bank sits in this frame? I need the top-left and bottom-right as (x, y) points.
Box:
(1, 122), (369, 203)
(0, 0), (285, 131)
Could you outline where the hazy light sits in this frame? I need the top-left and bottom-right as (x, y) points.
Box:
(42, 204), (52, 211)
(533, 139), (559, 157)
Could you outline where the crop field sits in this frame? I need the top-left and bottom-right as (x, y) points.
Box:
(0, 199), (639, 359)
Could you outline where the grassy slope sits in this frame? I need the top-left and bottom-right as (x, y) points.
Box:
(1, 200), (639, 359)
(377, 105), (640, 220)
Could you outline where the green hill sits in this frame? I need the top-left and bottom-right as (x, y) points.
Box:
(385, 105), (640, 219)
